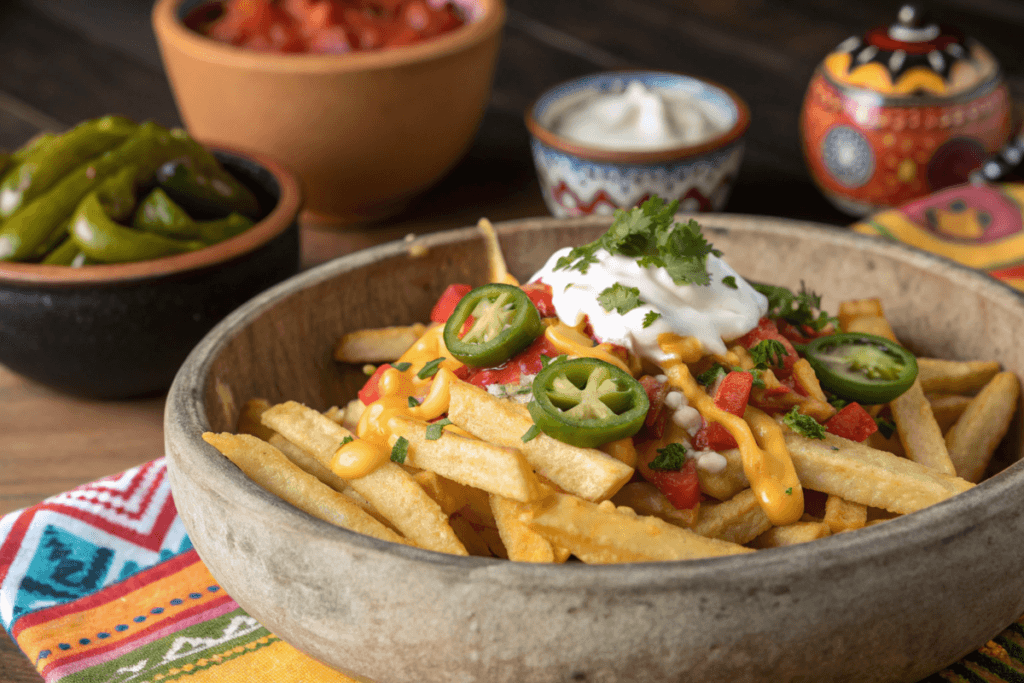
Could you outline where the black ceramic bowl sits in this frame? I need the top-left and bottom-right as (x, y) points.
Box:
(0, 145), (302, 399)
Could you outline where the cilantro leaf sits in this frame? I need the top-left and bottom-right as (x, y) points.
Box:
(752, 281), (837, 332)
(426, 418), (452, 441)
(642, 310), (662, 328)
(874, 416), (897, 439)
(695, 364), (727, 387)
(782, 406), (826, 439)
(417, 357), (445, 379)
(749, 339), (789, 369)
(722, 275), (738, 289)
(339, 436), (354, 447)
(785, 487), (794, 495)
(521, 425), (541, 442)
(390, 436), (410, 464)
(392, 362), (412, 372)
(650, 442), (689, 470)
(597, 283), (643, 315)
(408, 396), (421, 407)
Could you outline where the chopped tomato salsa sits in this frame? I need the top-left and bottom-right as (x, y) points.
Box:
(185, 0), (466, 54)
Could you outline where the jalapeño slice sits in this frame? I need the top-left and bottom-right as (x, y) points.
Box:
(801, 332), (918, 405)
(443, 283), (542, 367)
(528, 358), (649, 448)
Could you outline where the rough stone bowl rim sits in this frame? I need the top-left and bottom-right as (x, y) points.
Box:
(165, 213), (1024, 590)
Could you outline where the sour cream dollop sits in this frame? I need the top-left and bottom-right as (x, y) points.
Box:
(529, 247), (768, 362)
(552, 81), (726, 151)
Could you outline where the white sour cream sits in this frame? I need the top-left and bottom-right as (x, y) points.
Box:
(552, 81), (726, 151)
(529, 247), (767, 362)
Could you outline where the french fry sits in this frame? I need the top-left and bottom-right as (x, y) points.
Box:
(611, 482), (699, 529)
(693, 488), (772, 545)
(945, 372), (1021, 483)
(202, 432), (407, 545)
(917, 359), (1001, 395)
(236, 398), (276, 441)
(927, 393), (972, 434)
(823, 495), (867, 533)
(261, 401), (468, 555)
(750, 521), (832, 548)
(490, 493), (567, 563)
(387, 415), (542, 502)
(784, 432), (973, 514)
(478, 217), (518, 286)
(837, 299), (885, 332)
(268, 433), (349, 494)
(447, 380), (634, 502)
(333, 324), (427, 363)
(527, 494), (754, 563)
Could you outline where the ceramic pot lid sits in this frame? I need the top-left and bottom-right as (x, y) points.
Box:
(822, 4), (1000, 99)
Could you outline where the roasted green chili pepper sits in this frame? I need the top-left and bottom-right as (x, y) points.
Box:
(69, 191), (204, 263)
(0, 115), (136, 219)
(196, 212), (254, 244)
(133, 187), (199, 238)
(40, 237), (80, 266)
(10, 132), (56, 164)
(155, 155), (260, 219)
(528, 358), (649, 448)
(443, 283), (543, 367)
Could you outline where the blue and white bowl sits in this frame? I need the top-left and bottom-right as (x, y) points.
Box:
(525, 71), (750, 217)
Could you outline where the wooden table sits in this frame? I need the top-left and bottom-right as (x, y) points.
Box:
(2, 0), (1023, 680)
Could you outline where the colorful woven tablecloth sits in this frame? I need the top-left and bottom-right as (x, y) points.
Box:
(2, 459), (1023, 682)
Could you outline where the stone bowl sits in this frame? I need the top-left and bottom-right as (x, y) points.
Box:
(164, 214), (1024, 683)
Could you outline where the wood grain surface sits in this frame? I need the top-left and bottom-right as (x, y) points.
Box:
(3, 0), (1024, 680)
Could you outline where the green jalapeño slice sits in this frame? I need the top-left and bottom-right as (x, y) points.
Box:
(443, 283), (543, 367)
(801, 332), (918, 404)
(528, 358), (649, 448)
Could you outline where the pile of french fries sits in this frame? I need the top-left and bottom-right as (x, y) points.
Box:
(202, 223), (1020, 564)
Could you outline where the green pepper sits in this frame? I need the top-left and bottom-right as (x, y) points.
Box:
(155, 155), (260, 219)
(528, 358), (649, 448)
(442, 283), (543, 367)
(95, 164), (140, 223)
(11, 132), (56, 163)
(799, 332), (918, 405)
(133, 187), (200, 238)
(69, 191), (204, 263)
(0, 115), (136, 219)
(196, 211), (254, 244)
(40, 236), (79, 266)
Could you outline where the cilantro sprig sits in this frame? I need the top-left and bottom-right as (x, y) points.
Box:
(782, 406), (826, 439)
(752, 282), (837, 332)
(650, 442), (689, 470)
(597, 283), (643, 314)
(749, 339), (789, 369)
(554, 197), (722, 286)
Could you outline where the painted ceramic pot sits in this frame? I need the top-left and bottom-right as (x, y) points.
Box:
(525, 71), (750, 217)
(800, 4), (1013, 216)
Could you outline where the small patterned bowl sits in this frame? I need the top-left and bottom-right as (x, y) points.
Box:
(525, 71), (750, 217)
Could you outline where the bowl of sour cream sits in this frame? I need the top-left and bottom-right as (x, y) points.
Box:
(525, 71), (750, 217)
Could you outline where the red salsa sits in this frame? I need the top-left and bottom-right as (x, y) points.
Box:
(185, 0), (467, 54)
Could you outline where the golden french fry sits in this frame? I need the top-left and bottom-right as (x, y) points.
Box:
(388, 415), (542, 502)
(927, 393), (972, 434)
(945, 372), (1021, 483)
(268, 433), (348, 494)
(333, 324), (427, 363)
(490, 493), (565, 563)
(236, 398), (276, 441)
(611, 482), (699, 530)
(202, 432), (406, 545)
(527, 494), (754, 563)
(784, 432), (973, 514)
(823, 495), (867, 533)
(693, 488), (772, 545)
(447, 380), (634, 502)
(478, 217), (518, 286)
(261, 401), (467, 555)
(917, 359), (1002, 395)
(838, 299), (885, 332)
(750, 521), (832, 548)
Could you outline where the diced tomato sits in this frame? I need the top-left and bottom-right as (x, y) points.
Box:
(825, 402), (878, 442)
(521, 281), (557, 318)
(358, 363), (392, 405)
(649, 460), (701, 510)
(735, 317), (799, 378)
(692, 371), (752, 450)
(633, 375), (669, 441)
(429, 283), (472, 323)
(462, 334), (559, 389)
(776, 319), (832, 345)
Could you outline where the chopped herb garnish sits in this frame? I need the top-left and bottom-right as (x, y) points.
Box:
(392, 362), (412, 372)
(521, 425), (541, 442)
(426, 418), (452, 441)
(831, 446), (840, 451)
(722, 275), (738, 289)
(785, 487), (793, 495)
(554, 197), (721, 286)
(650, 442), (689, 470)
(744, 367), (767, 389)
(828, 396), (849, 411)
(540, 353), (567, 368)
(783, 406), (826, 439)
(643, 310), (662, 328)
(598, 283), (643, 315)
(390, 436), (410, 464)
(407, 396), (421, 407)
(696, 363), (727, 387)
(874, 416), (897, 439)
(417, 357), (445, 379)
(749, 339), (789, 369)
(339, 436), (354, 447)
(752, 281), (837, 332)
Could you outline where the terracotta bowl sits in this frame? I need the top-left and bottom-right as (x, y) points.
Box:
(165, 215), (1024, 683)
(525, 71), (750, 217)
(152, 0), (505, 225)
(0, 146), (301, 399)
